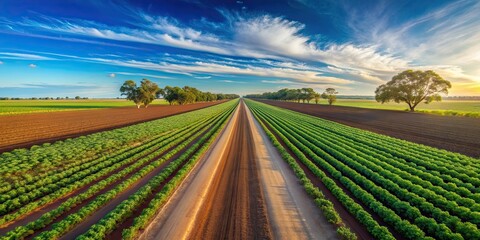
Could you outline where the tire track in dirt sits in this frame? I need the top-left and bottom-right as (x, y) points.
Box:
(188, 102), (272, 239)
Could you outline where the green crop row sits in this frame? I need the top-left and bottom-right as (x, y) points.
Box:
(0, 100), (238, 240)
(85, 102), (234, 240)
(0, 113), (217, 216)
(258, 109), (470, 239)
(0, 109), (223, 228)
(245, 104), (359, 240)
(259, 105), (480, 233)
(246, 100), (480, 240)
(0, 101), (235, 182)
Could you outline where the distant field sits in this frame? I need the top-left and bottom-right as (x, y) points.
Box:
(0, 99), (168, 115)
(319, 99), (480, 117)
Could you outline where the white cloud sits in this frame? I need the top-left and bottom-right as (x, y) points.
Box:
(77, 57), (351, 86)
(115, 72), (172, 79)
(218, 80), (246, 83)
(28, 63), (37, 68)
(0, 61), (3, 64)
(262, 80), (293, 84)
(0, 52), (55, 60)
(194, 76), (211, 79)
(4, 7), (479, 94)
(109, 73), (116, 78)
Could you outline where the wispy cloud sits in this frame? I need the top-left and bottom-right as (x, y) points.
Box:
(262, 80), (293, 84)
(0, 61), (3, 64)
(194, 76), (211, 79)
(345, 0), (480, 89)
(115, 72), (172, 79)
(218, 80), (246, 83)
(28, 63), (37, 68)
(109, 73), (116, 78)
(1, 2), (478, 95)
(0, 52), (55, 60)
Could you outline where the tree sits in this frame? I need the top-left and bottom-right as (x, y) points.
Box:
(120, 80), (142, 108)
(321, 88), (338, 105)
(375, 70), (451, 112)
(313, 93), (321, 104)
(75, 96), (81, 100)
(163, 86), (178, 105)
(301, 88), (315, 103)
(138, 79), (162, 108)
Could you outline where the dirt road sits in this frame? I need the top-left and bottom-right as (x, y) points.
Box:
(0, 101), (226, 153)
(260, 100), (480, 158)
(245, 105), (337, 240)
(141, 101), (337, 240)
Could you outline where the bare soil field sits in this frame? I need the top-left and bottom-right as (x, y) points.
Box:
(0, 101), (225, 153)
(260, 100), (480, 158)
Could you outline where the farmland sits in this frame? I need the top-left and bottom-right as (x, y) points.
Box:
(0, 97), (479, 239)
(0, 100), (226, 153)
(2, 1), (479, 239)
(319, 99), (480, 117)
(246, 99), (480, 240)
(0, 100), (238, 240)
(260, 100), (480, 158)
(0, 99), (168, 115)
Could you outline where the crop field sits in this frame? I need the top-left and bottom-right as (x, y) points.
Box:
(261, 99), (480, 158)
(246, 99), (480, 240)
(0, 99), (168, 115)
(314, 99), (480, 117)
(2, 2), (480, 239)
(0, 98), (478, 240)
(0, 100), (237, 240)
(0, 101), (225, 153)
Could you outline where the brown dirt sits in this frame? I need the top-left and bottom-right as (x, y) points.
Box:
(259, 100), (480, 158)
(188, 102), (272, 239)
(0, 101), (226, 153)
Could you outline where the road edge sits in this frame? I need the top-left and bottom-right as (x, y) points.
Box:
(138, 102), (241, 240)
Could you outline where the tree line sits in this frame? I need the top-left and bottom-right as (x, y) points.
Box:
(120, 79), (239, 108)
(245, 87), (339, 105)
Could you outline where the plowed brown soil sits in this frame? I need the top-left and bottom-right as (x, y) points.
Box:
(259, 100), (480, 158)
(189, 102), (272, 239)
(0, 101), (225, 153)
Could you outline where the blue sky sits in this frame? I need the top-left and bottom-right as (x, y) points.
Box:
(0, 0), (479, 98)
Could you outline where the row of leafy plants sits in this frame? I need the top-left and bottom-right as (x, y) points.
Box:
(0, 101), (230, 183)
(259, 108), (476, 239)
(33, 102), (236, 240)
(246, 100), (480, 240)
(0, 100), (237, 239)
(0, 109), (224, 227)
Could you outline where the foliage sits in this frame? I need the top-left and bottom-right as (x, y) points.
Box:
(246, 99), (480, 240)
(120, 80), (143, 108)
(120, 79), (163, 108)
(375, 70), (452, 112)
(0, 100), (238, 239)
(163, 85), (238, 105)
(245, 88), (321, 103)
(321, 88), (338, 105)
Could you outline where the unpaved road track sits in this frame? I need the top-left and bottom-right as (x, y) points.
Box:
(141, 100), (336, 240)
(245, 105), (337, 240)
(0, 101), (225, 153)
(260, 100), (480, 158)
(189, 102), (272, 239)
